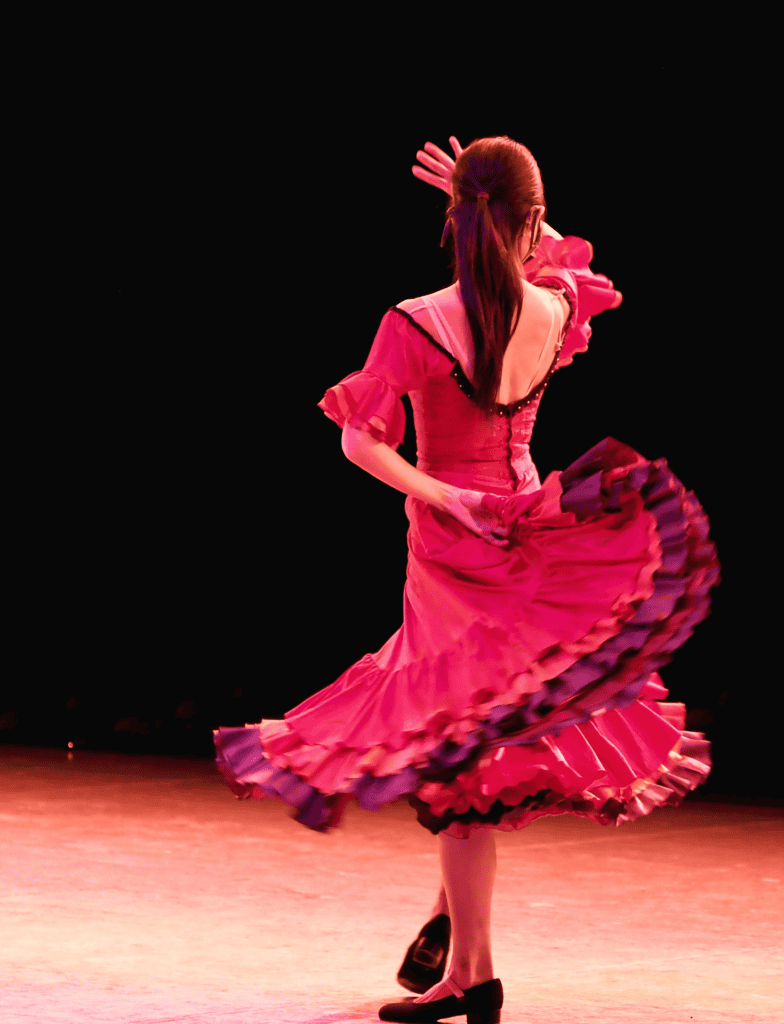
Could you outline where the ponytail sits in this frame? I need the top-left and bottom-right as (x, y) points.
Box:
(443, 137), (546, 414)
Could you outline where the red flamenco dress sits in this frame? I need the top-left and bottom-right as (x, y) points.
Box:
(213, 235), (720, 839)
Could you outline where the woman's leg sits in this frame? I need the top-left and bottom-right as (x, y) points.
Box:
(441, 824), (496, 990)
(416, 824), (496, 1002)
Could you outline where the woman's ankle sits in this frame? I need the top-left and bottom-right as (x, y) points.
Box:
(448, 962), (494, 992)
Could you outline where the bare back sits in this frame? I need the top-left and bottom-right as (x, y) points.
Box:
(397, 278), (570, 407)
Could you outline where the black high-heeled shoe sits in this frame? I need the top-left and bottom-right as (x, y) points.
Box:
(396, 914), (451, 994)
(378, 976), (503, 1023)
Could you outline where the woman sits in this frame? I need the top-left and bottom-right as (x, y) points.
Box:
(214, 135), (719, 1024)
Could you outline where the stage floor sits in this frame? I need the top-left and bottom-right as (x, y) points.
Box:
(1, 744), (781, 1023)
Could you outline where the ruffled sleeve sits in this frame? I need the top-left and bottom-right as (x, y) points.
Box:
(523, 235), (623, 368)
(317, 308), (434, 450)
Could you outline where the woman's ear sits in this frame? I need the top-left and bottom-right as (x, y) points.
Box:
(531, 205), (546, 246)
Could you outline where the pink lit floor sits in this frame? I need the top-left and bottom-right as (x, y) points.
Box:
(1, 744), (782, 1024)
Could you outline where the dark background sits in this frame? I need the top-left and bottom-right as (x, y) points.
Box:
(6, 57), (776, 802)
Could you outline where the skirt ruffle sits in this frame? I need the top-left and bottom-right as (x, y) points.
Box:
(213, 438), (719, 836)
(407, 674), (712, 837)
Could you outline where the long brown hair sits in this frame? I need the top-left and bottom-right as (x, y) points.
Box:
(443, 136), (547, 414)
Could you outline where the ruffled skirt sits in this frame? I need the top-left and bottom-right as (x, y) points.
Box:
(213, 438), (719, 838)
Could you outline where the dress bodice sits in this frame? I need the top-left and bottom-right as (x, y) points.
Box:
(317, 234), (623, 497)
(396, 275), (568, 495)
(390, 308), (550, 494)
(408, 373), (546, 494)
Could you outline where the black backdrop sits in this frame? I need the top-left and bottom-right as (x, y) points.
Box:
(6, 60), (776, 801)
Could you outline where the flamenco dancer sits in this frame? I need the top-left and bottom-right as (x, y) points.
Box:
(214, 135), (720, 1023)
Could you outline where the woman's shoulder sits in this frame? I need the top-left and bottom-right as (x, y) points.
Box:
(530, 281), (572, 325)
(393, 283), (469, 369)
(395, 280), (461, 318)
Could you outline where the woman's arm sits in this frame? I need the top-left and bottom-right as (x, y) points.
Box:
(341, 425), (511, 547)
(342, 425), (452, 509)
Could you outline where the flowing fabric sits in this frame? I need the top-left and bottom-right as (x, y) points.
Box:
(213, 235), (719, 838)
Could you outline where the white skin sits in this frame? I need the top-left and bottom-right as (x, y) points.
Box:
(405, 136), (557, 1002)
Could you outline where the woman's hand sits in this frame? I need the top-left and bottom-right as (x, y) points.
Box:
(438, 484), (511, 548)
(412, 137), (463, 196)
